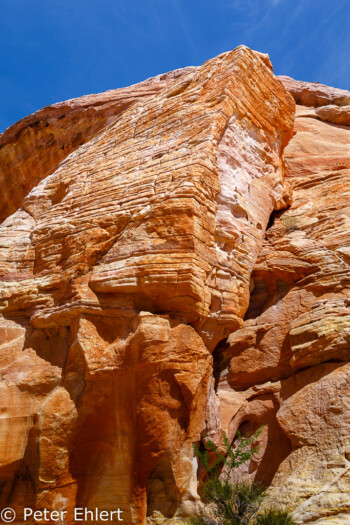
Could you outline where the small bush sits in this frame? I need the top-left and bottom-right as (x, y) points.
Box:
(202, 479), (265, 524)
(255, 507), (296, 524)
(193, 430), (262, 479)
(188, 429), (295, 525)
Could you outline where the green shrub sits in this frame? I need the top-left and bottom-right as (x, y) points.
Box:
(207, 479), (265, 524)
(193, 430), (262, 479)
(255, 507), (296, 524)
(188, 429), (295, 525)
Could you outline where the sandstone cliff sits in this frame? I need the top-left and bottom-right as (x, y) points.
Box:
(0, 46), (349, 524)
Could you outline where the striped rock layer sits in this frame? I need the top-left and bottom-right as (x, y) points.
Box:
(0, 47), (349, 524)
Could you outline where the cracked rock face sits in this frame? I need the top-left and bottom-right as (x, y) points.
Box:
(217, 76), (350, 524)
(0, 46), (349, 524)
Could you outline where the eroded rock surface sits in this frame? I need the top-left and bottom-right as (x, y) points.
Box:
(0, 46), (349, 525)
(0, 66), (194, 224)
(216, 74), (350, 524)
(279, 75), (350, 108)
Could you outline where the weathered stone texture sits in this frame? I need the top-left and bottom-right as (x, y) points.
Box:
(279, 75), (350, 107)
(0, 46), (349, 525)
(216, 73), (350, 524)
(0, 66), (194, 224)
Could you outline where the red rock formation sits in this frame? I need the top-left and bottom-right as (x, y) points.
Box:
(279, 75), (350, 107)
(0, 66), (194, 224)
(0, 46), (349, 525)
(216, 76), (350, 523)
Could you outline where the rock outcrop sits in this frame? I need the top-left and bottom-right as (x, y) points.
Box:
(216, 75), (350, 524)
(0, 46), (349, 524)
(0, 66), (195, 224)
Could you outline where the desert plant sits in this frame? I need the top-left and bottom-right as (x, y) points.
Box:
(193, 430), (262, 480)
(204, 479), (266, 525)
(188, 429), (295, 525)
(255, 508), (296, 524)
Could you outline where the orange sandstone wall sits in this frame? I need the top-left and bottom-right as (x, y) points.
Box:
(216, 77), (350, 524)
(0, 47), (349, 524)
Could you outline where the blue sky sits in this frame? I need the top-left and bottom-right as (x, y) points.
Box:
(1, 0), (349, 132)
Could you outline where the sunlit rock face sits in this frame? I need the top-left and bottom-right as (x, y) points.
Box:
(216, 77), (350, 524)
(1, 45), (349, 525)
(0, 66), (196, 225)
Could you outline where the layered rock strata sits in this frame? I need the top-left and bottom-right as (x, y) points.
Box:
(0, 46), (349, 525)
(216, 77), (350, 524)
(0, 66), (195, 224)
